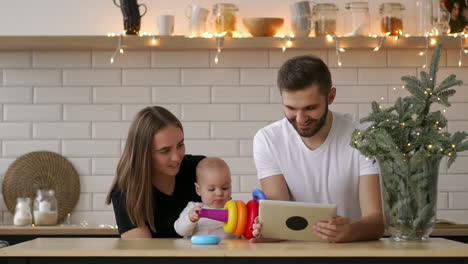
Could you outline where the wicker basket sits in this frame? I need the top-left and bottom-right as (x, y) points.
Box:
(2, 151), (80, 223)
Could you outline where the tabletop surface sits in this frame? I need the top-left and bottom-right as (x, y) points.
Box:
(1, 237), (468, 257)
(0, 225), (117, 235)
(0, 224), (466, 236)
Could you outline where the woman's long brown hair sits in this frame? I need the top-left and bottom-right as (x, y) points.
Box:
(106, 106), (183, 233)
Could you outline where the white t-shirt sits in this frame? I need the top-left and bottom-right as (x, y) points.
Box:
(174, 201), (237, 239)
(253, 112), (379, 222)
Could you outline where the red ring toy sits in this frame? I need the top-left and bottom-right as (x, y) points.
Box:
(243, 200), (259, 239)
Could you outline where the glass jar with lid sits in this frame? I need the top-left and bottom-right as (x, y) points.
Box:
(212, 3), (238, 37)
(33, 189), (58, 226)
(313, 3), (338, 36)
(13, 197), (32, 226)
(344, 2), (370, 36)
(379, 2), (405, 36)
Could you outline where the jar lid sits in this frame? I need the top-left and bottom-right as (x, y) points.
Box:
(345, 2), (369, 10)
(379, 2), (405, 13)
(213, 3), (239, 13)
(313, 3), (339, 11)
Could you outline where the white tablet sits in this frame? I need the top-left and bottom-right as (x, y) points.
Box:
(258, 199), (337, 241)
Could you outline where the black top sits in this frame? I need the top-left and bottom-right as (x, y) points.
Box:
(111, 154), (205, 237)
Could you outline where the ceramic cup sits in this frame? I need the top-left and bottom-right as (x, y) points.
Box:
(158, 15), (175, 36)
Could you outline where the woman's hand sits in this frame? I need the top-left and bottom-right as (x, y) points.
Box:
(313, 216), (353, 243)
(189, 203), (203, 222)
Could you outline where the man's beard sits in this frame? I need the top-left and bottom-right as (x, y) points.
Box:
(287, 106), (328, 138)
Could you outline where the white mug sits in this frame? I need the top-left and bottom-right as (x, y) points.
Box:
(158, 15), (175, 36)
(290, 1), (315, 17)
(291, 16), (313, 37)
(186, 5), (210, 36)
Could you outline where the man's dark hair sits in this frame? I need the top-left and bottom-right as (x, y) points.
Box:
(277, 55), (332, 96)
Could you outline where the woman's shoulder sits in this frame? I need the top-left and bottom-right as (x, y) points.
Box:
(181, 154), (206, 169)
(110, 187), (125, 200)
(183, 154), (206, 164)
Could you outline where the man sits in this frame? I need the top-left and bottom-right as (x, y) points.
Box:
(252, 55), (384, 242)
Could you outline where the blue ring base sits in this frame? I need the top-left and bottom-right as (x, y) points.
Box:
(191, 235), (221, 245)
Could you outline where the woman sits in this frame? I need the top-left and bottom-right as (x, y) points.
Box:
(106, 106), (205, 238)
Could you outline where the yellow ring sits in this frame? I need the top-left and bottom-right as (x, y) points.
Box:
(223, 200), (237, 233)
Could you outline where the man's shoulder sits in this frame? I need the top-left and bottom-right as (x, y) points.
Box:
(333, 112), (362, 132)
(256, 118), (288, 138)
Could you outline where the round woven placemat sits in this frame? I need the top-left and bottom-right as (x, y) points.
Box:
(2, 151), (80, 223)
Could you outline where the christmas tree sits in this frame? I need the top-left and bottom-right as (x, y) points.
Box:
(351, 43), (468, 239)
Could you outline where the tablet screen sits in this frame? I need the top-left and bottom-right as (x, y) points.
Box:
(259, 200), (337, 241)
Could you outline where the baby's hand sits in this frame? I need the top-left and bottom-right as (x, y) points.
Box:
(250, 217), (262, 239)
(189, 203), (203, 222)
(249, 217), (283, 243)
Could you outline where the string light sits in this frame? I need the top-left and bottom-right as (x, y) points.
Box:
(281, 36), (293, 52)
(151, 36), (157, 45)
(373, 33), (388, 52)
(422, 34), (429, 68)
(458, 35), (465, 67)
(333, 36), (343, 67)
(110, 33), (123, 64)
(214, 33), (226, 65)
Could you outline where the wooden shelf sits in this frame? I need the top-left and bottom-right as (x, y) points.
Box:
(0, 36), (466, 50)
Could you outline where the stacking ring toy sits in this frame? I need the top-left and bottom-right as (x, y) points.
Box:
(223, 200), (237, 233)
(252, 189), (267, 200)
(191, 235), (221, 245)
(243, 200), (259, 239)
(234, 200), (247, 237)
(197, 189), (267, 239)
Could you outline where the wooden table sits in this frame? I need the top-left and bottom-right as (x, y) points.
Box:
(1, 237), (468, 264)
(0, 225), (118, 235)
(0, 225), (119, 246)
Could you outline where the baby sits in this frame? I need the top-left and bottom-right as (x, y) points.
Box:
(174, 157), (237, 238)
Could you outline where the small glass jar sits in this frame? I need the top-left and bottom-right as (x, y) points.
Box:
(379, 2), (405, 36)
(212, 3), (238, 37)
(313, 3), (338, 37)
(14, 197), (32, 226)
(415, 0), (433, 36)
(434, 3), (450, 35)
(344, 2), (370, 36)
(33, 189), (58, 226)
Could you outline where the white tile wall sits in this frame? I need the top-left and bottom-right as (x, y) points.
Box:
(4, 69), (61, 86)
(94, 87), (151, 104)
(0, 87), (33, 103)
(94, 51), (150, 68)
(0, 51), (31, 68)
(63, 69), (121, 86)
(0, 48), (467, 226)
(123, 69), (179, 86)
(34, 87), (92, 104)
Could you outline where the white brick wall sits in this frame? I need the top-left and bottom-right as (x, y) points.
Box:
(0, 48), (467, 226)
